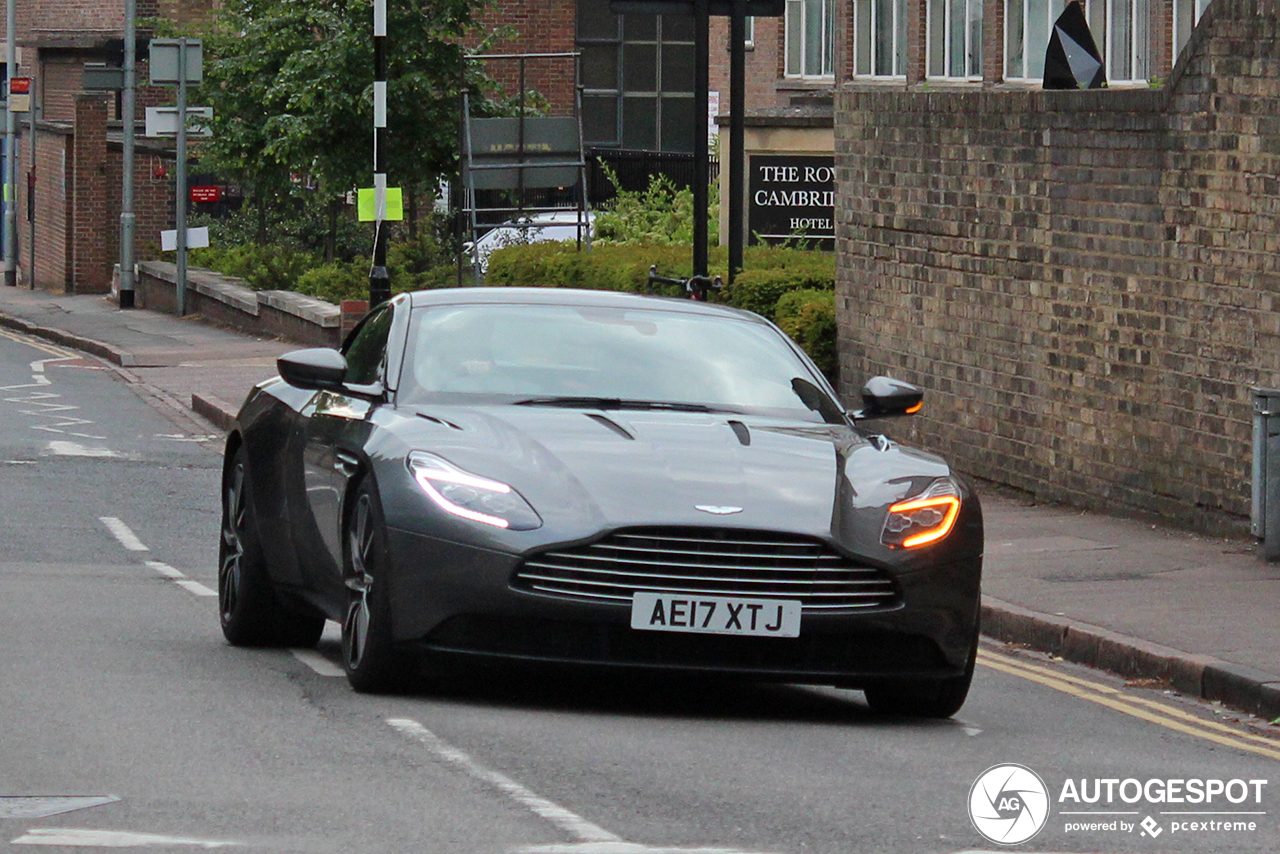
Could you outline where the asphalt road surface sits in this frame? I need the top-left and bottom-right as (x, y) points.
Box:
(1, 326), (1277, 854)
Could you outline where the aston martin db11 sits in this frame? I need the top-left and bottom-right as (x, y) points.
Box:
(218, 287), (983, 716)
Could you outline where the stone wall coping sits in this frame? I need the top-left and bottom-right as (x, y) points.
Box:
(137, 260), (340, 328)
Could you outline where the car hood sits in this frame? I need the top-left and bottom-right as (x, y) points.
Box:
(386, 404), (951, 546)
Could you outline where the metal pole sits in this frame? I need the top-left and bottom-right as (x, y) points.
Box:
(27, 71), (33, 288)
(728, 0), (746, 283)
(175, 37), (188, 315)
(368, 0), (391, 306)
(4, 0), (17, 287)
(119, 0), (137, 308)
(692, 0), (709, 279)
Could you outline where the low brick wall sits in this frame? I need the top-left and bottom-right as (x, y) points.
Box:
(834, 0), (1280, 530)
(136, 261), (344, 348)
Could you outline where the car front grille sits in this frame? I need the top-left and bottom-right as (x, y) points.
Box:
(513, 528), (898, 612)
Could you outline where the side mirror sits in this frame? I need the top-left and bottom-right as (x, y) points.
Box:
(850, 376), (923, 421)
(278, 348), (348, 392)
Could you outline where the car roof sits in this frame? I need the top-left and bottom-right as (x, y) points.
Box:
(406, 287), (765, 322)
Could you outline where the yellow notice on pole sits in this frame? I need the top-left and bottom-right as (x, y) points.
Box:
(357, 187), (403, 222)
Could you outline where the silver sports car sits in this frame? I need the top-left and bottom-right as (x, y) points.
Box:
(218, 287), (983, 716)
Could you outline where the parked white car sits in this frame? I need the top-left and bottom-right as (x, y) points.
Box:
(469, 210), (595, 274)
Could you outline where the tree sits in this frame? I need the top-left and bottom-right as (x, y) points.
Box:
(195, 0), (499, 241)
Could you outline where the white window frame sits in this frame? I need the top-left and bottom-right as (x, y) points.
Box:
(1173, 0), (1208, 56)
(852, 0), (907, 78)
(1085, 0), (1149, 84)
(1004, 0), (1053, 82)
(927, 0), (984, 80)
(786, 0), (835, 78)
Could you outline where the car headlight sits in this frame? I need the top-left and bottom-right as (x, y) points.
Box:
(881, 478), (961, 549)
(407, 452), (542, 531)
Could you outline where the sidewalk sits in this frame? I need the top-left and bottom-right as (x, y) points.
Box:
(3, 286), (1279, 720)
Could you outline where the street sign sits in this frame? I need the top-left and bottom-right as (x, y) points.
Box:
(190, 186), (222, 203)
(161, 226), (209, 251)
(145, 106), (213, 138)
(83, 64), (125, 91)
(149, 39), (203, 85)
(8, 77), (31, 113)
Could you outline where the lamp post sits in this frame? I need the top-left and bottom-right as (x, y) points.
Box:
(119, 0), (137, 308)
(4, 0), (17, 288)
(369, 0), (391, 307)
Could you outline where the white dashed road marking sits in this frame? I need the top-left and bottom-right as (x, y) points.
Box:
(99, 517), (149, 552)
(388, 718), (784, 854)
(290, 649), (345, 677)
(10, 828), (237, 848)
(47, 440), (118, 457)
(389, 717), (621, 844)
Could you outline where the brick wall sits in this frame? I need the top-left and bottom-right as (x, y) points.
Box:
(474, 0), (578, 114)
(72, 93), (111, 292)
(20, 123), (72, 290)
(834, 0), (1280, 528)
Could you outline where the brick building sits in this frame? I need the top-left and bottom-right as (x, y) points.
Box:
(3, 0), (212, 292)
(834, 0), (1275, 528)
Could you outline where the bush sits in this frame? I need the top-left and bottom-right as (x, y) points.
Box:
(485, 243), (698, 296)
(725, 253), (835, 319)
(774, 289), (838, 383)
(294, 260), (368, 303)
(188, 243), (318, 291)
(594, 169), (719, 247)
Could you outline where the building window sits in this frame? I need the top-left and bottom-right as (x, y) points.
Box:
(1004, 0), (1053, 81)
(928, 0), (983, 79)
(578, 6), (697, 152)
(786, 0), (835, 78)
(1173, 0), (1207, 56)
(1084, 0), (1149, 83)
(852, 0), (906, 77)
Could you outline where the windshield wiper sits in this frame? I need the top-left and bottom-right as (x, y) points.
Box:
(513, 396), (730, 413)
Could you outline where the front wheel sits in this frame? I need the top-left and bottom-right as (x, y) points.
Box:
(341, 480), (411, 693)
(219, 445), (324, 648)
(864, 631), (977, 719)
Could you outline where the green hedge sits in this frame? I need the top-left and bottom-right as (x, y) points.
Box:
(774, 289), (837, 383)
(484, 241), (836, 377)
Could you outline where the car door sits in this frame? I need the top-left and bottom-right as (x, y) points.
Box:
(295, 304), (396, 602)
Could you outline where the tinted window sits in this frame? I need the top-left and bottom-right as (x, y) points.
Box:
(343, 306), (394, 386)
(400, 303), (837, 420)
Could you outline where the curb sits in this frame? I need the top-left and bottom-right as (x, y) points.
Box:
(983, 596), (1280, 722)
(0, 310), (134, 367)
(191, 393), (237, 433)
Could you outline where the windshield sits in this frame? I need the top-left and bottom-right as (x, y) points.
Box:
(398, 302), (842, 421)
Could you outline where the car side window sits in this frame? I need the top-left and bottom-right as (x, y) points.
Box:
(343, 306), (394, 386)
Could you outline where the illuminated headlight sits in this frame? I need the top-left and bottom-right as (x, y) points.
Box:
(407, 452), (542, 530)
(881, 478), (961, 549)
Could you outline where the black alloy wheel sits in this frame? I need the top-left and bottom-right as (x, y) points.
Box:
(341, 480), (411, 693)
(863, 622), (978, 719)
(219, 445), (324, 648)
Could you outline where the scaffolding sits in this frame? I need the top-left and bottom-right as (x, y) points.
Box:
(461, 52), (591, 281)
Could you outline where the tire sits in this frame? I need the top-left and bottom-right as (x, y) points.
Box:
(219, 445), (325, 648)
(341, 480), (412, 693)
(864, 629), (978, 719)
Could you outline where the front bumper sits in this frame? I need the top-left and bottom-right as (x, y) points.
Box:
(385, 527), (981, 687)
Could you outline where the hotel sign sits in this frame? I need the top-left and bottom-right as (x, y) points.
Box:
(748, 154), (834, 250)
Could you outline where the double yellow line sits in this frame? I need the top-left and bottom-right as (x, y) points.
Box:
(978, 648), (1280, 762)
(0, 326), (74, 359)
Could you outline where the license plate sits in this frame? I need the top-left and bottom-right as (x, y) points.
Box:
(630, 592), (801, 638)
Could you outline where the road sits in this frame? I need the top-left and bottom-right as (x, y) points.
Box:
(0, 325), (1277, 854)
